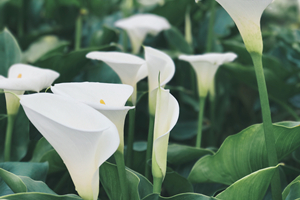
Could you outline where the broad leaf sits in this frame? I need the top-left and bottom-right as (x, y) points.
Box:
(164, 26), (193, 54)
(285, 181), (300, 200)
(142, 193), (218, 200)
(282, 175), (300, 200)
(0, 192), (81, 200)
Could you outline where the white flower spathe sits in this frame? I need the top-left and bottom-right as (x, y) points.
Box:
(115, 14), (171, 54)
(179, 53), (237, 97)
(215, 0), (273, 53)
(51, 82), (134, 153)
(20, 93), (119, 200)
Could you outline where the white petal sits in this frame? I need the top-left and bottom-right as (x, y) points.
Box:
(86, 52), (146, 87)
(0, 64), (59, 92)
(152, 87), (179, 179)
(179, 53), (237, 97)
(215, 0), (273, 53)
(115, 14), (170, 54)
(20, 93), (119, 200)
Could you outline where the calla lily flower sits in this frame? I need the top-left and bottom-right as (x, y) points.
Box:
(86, 52), (147, 105)
(20, 93), (119, 200)
(0, 63), (59, 115)
(115, 14), (171, 54)
(152, 86), (179, 193)
(144, 46), (175, 115)
(51, 82), (134, 153)
(179, 53), (237, 98)
(215, 0), (273, 53)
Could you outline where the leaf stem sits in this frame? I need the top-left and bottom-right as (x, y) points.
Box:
(125, 107), (136, 168)
(153, 175), (163, 194)
(4, 114), (16, 161)
(114, 150), (129, 200)
(145, 114), (155, 179)
(206, 0), (216, 52)
(250, 52), (282, 200)
(196, 96), (206, 148)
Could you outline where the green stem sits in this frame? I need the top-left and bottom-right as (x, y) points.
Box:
(185, 5), (192, 46)
(4, 115), (16, 162)
(75, 14), (82, 51)
(250, 52), (282, 200)
(18, 0), (24, 38)
(145, 115), (155, 179)
(208, 96), (216, 146)
(153, 176), (163, 194)
(125, 107), (136, 168)
(206, 0), (216, 52)
(196, 96), (206, 148)
(114, 151), (129, 200)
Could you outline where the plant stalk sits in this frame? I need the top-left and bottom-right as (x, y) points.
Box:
(75, 13), (82, 51)
(153, 175), (163, 194)
(125, 107), (136, 168)
(196, 96), (206, 148)
(4, 114), (16, 162)
(145, 114), (155, 179)
(206, 0), (217, 52)
(114, 150), (129, 200)
(185, 5), (192, 46)
(250, 52), (282, 200)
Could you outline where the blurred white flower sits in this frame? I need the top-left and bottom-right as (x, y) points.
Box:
(86, 52), (147, 105)
(51, 82), (134, 153)
(179, 53), (237, 97)
(20, 93), (119, 200)
(144, 46), (175, 115)
(115, 14), (171, 54)
(215, 0), (273, 53)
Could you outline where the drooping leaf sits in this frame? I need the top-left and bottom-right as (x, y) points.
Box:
(284, 181), (300, 200)
(142, 193), (218, 200)
(188, 121), (300, 185)
(282, 175), (300, 200)
(0, 192), (81, 200)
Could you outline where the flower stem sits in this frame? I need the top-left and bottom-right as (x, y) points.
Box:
(250, 52), (282, 200)
(125, 107), (136, 168)
(114, 150), (129, 200)
(145, 114), (155, 179)
(185, 5), (192, 46)
(4, 114), (16, 162)
(196, 96), (206, 148)
(208, 95), (216, 146)
(153, 175), (163, 194)
(206, 0), (216, 52)
(75, 13), (82, 51)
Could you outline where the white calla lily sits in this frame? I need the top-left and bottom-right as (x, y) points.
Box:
(215, 0), (273, 53)
(51, 82), (134, 153)
(86, 52), (147, 105)
(152, 86), (179, 193)
(179, 53), (237, 98)
(20, 93), (119, 200)
(144, 46), (175, 115)
(115, 14), (171, 54)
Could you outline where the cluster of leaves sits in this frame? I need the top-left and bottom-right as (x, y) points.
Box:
(0, 0), (300, 199)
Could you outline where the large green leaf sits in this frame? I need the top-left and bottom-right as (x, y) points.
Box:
(215, 165), (279, 200)
(284, 181), (300, 200)
(142, 193), (218, 200)
(100, 162), (152, 200)
(282, 175), (300, 200)
(34, 45), (117, 83)
(0, 193), (81, 200)
(188, 121), (300, 185)
(164, 26), (193, 54)
(167, 144), (213, 165)
(0, 28), (22, 76)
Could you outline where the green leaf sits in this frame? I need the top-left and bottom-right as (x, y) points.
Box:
(285, 181), (300, 200)
(215, 165), (279, 200)
(163, 168), (193, 196)
(164, 26), (193, 54)
(188, 121), (300, 185)
(34, 45), (117, 83)
(30, 137), (53, 163)
(40, 150), (65, 174)
(167, 144), (213, 165)
(89, 25), (119, 47)
(142, 193), (218, 200)
(100, 162), (152, 200)
(282, 175), (300, 200)
(0, 28), (22, 76)
(0, 193), (81, 200)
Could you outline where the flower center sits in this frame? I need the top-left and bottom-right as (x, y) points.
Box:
(100, 99), (106, 105)
(17, 73), (22, 78)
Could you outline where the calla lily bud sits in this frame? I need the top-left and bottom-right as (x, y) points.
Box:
(115, 14), (171, 54)
(152, 86), (179, 184)
(51, 82), (134, 153)
(0, 64), (59, 115)
(215, 0), (273, 54)
(179, 53), (237, 98)
(86, 52), (147, 105)
(20, 93), (119, 200)
(144, 46), (175, 115)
